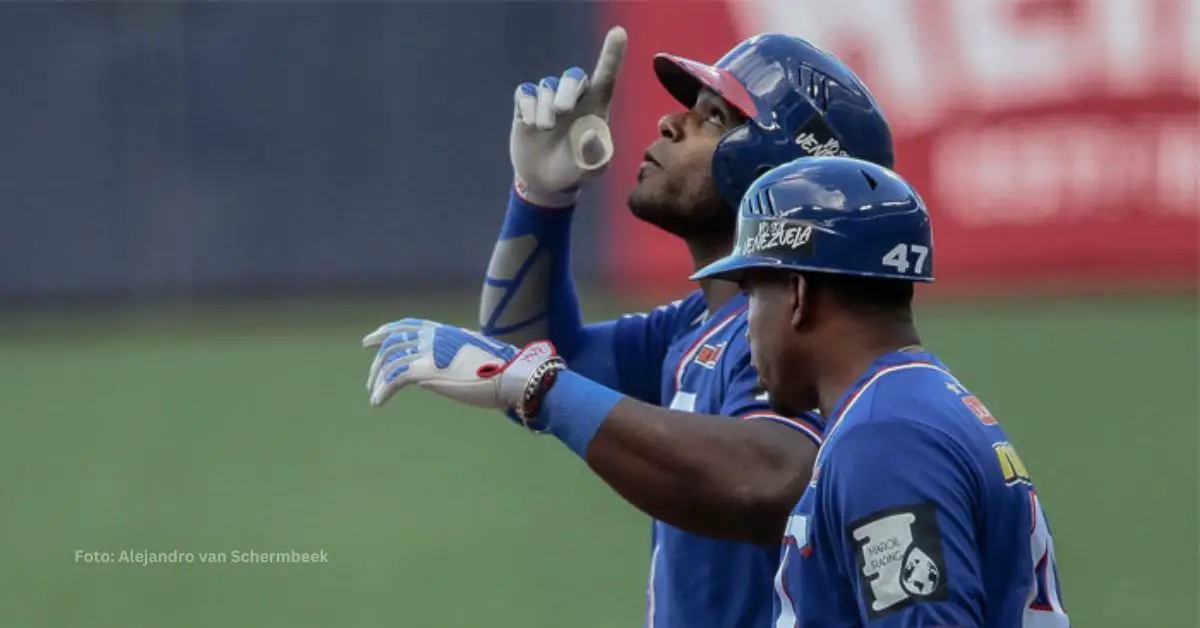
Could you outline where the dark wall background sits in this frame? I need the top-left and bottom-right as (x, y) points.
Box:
(0, 2), (605, 302)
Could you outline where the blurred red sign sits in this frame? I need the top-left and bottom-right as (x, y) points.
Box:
(604, 0), (1198, 297)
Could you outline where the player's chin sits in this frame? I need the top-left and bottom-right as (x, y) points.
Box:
(627, 177), (656, 207)
(627, 187), (674, 225)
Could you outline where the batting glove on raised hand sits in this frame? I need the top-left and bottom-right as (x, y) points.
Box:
(363, 318), (565, 427)
(511, 25), (627, 208)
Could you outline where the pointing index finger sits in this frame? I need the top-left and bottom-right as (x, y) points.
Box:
(587, 25), (628, 109)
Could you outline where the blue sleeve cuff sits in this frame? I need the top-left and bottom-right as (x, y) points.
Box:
(499, 188), (576, 239)
(542, 371), (623, 459)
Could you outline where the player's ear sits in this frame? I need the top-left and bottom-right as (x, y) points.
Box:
(789, 273), (808, 331)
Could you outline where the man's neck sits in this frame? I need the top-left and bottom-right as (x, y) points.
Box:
(686, 234), (739, 312)
(815, 320), (922, 420)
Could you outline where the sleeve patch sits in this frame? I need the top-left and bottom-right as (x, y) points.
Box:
(847, 501), (949, 619)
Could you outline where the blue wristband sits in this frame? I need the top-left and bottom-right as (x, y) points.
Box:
(542, 371), (623, 459)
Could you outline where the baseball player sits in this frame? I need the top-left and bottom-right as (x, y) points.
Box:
(365, 27), (893, 628)
(691, 155), (1070, 627)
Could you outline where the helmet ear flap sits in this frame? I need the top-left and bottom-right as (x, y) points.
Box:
(712, 123), (758, 210)
(713, 122), (797, 212)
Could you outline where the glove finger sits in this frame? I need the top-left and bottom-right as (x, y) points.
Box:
(584, 25), (628, 115)
(369, 363), (413, 407)
(535, 76), (559, 131)
(514, 82), (538, 127)
(366, 332), (420, 390)
(362, 317), (430, 347)
(552, 67), (587, 114)
(380, 343), (422, 370)
(371, 347), (423, 391)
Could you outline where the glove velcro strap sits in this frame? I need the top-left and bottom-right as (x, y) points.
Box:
(514, 355), (567, 431)
(513, 179), (579, 210)
(497, 341), (567, 431)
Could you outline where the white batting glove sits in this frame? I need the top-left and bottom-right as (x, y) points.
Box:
(363, 318), (565, 423)
(511, 25), (628, 208)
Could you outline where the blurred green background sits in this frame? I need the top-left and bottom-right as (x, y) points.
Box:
(1, 294), (1196, 627)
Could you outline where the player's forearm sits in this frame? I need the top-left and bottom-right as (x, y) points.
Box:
(589, 401), (809, 545)
(541, 371), (813, 545)
(479, 189), (586, 354)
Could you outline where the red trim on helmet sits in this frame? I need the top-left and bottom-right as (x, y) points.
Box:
(653, 53), (761, 122)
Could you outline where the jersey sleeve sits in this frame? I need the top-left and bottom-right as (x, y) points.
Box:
(719, 339), (824, 444)
(563, 294), (704, 406)
(818, 419), (985, 628)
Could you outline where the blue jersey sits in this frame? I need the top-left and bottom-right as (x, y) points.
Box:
(483, 192), (825, 628)
(774, 350), (1069, 627)
(609, 291), (825, 628)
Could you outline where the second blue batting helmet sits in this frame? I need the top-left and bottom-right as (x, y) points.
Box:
(691, 156), (934, 283)
(655, 34), (894, 210)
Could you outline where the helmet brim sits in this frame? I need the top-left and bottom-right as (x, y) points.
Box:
(653, 54), (763, 124)
(690, 254), (777, 283)
(692, 253), (938, 283)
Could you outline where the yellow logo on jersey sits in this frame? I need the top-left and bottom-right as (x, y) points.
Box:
(993, 442), (1031, 485)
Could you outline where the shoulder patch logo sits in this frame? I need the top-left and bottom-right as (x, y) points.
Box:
(694, 342), (727, 369)
(993, 441), (1032, 486)
(848, 502), (948, 618)
(962, 396), (996, 425)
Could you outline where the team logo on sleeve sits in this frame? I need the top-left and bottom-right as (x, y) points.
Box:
(962, 395), (996, 425)
(693, 342), (726, 368)
(993, 441), (1032, 486)
(848, 502), (948, 618)
(944, 381), (997, 425)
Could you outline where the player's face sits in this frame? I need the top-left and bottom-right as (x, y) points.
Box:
(742, 270), (819, 416)
(627, 88), (744, 239)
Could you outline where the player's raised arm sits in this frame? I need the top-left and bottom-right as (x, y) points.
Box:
(478, 27), (638, 387)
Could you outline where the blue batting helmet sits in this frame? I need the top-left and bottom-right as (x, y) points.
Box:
(691, 156), (934, 283)
(654, 33), (894, 210)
